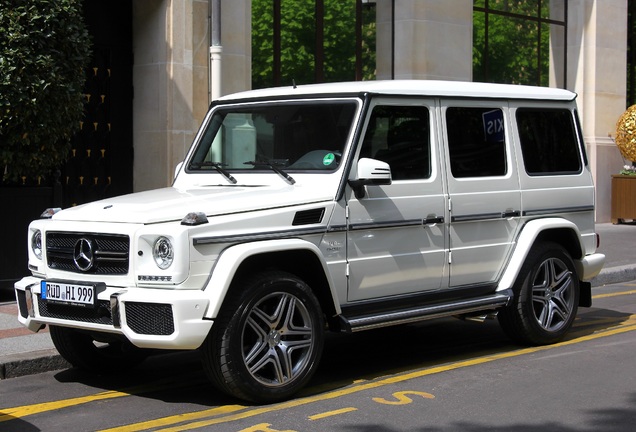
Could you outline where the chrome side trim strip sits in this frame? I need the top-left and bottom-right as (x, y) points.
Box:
(349, 219), (422, 230)
(523, 205), (594, 216)
(451, 212), (506, 223)
(193, 227), (327, 245)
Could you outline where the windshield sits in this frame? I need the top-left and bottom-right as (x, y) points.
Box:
(187, 100), (358, 174)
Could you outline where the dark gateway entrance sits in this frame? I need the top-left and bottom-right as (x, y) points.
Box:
(0, 1), (133, 290)
(63, 0), (134, 207)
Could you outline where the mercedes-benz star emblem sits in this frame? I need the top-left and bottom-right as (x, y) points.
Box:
(73, 238), (95, 272)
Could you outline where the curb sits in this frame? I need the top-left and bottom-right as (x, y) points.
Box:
(591, 265), (636, 288)
(0, 349), (69, 380)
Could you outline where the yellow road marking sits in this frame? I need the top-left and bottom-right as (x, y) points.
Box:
(372, 390), (435, 405)
(0, 390), (130, 422)
(592, 289), (636, 299)
(101, 317), (636, 431)
(98, 405), (246, 432)
(308, 407), (358, 420)
(0, 375), (199, 423)
(2, 296), (635, 429)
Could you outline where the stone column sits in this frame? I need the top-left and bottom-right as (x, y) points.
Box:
(220, 0), (252, 96)
(375, 0), (473, 81)
(132, 0), (251, 192)
(565, 0), (627, 222)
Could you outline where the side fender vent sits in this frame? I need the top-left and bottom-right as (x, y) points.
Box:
(293, 208), (325, 226)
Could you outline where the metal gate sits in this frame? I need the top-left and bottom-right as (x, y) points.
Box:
(62, 0), (133, 207)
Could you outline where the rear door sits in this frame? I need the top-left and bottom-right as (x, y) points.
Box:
(441, 101), (522, 288)
(346, 98), (448, 301)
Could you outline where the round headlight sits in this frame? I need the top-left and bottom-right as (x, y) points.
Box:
(153, 236), (174, 269)
(31, 230), (43, 260)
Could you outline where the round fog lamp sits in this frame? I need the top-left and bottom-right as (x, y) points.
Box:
(153, 236), (174, 269)
(31, 230), (43, 260)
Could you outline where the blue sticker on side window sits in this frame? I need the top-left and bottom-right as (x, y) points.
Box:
(483, 109), (504, 142)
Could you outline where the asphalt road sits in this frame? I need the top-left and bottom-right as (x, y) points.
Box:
(1, 282), (635, 431)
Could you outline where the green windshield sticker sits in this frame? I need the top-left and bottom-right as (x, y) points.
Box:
(323, 153), (336, 166)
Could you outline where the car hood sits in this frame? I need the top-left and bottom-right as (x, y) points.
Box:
(52, 185), (333, 224)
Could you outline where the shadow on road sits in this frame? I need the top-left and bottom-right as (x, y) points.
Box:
(45, 306), (632, 408)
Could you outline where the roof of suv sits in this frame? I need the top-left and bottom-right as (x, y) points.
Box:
(216, 80), (576, 103)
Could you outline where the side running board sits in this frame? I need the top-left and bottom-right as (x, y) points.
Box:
(338, 291), (512, 333)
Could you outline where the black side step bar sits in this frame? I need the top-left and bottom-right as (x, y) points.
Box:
(338, 291), (512, 333)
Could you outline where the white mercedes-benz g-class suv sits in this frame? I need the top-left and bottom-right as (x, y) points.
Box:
(15, 80), (605, 403)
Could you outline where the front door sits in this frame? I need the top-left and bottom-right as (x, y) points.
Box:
(346, 99), (447, 302)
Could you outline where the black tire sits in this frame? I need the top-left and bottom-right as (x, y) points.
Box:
(498, 242), (579, 345)
(49, 325), (148, 373)
(201, 271), (324, 403)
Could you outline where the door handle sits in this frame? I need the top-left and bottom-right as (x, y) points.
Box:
(501, 210), (521, 218)
(424, 215), (444, 225)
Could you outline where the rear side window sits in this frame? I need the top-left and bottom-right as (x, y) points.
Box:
(446, 107), (507, 178)
(516, 108), (582, 175)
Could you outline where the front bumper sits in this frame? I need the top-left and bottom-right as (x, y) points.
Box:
(14, 276), (213, 350)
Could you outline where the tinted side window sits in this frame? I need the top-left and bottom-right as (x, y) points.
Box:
(516, 108), (582, 175)
(361, 105), (431, 180)
(446, 107), (507, 178)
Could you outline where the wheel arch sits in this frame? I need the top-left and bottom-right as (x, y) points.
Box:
(202, 239), (340, 321)
(497, 218), (585, 293)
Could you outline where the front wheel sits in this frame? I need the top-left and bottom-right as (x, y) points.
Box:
(202, 271), (324, 403)
(498, 242), (579, 345)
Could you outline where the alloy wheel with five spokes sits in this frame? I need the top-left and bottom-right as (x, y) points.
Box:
(530, 256), (575, 333)
(241, 291), (316, 388)
(202, 271), (324, 403)
(498, 242), (580, 345)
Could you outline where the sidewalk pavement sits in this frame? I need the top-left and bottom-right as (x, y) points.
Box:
(1, 222), (635, 380)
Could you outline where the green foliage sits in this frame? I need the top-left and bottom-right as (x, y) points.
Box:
(473, 1), (550, 86)
(0, 0), (91, 185)
(252, 0), (376, 89)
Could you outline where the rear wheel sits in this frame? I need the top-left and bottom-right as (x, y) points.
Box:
(498, 242), (579, 345)
(49, 325), (148, 373)
(202, 271), (324, 403)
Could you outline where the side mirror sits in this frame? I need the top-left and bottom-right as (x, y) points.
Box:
(348, 158), (392, 199)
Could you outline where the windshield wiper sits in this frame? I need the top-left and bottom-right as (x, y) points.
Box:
(244, 160), (296, 185)
(189, 161), (237, 184)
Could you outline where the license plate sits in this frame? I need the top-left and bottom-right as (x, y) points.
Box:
(40, 281), (102, 308)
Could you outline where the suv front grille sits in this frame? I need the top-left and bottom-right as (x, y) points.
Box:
(37, 297), (175, 336)
(38, 296), (113, 325)
(125, 302), (175, 335)
(46, 232), (130, 275)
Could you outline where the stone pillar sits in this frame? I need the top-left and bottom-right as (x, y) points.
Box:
(375, 0), (473, 81)
(132, 0), (251, 192)
(220, 0), (252, 96)
(565, 0), (627, 222)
